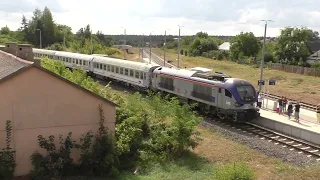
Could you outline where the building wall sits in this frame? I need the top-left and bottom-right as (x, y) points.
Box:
(0, 67), (116, 176)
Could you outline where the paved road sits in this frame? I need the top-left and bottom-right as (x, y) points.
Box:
(143, 49), (176, 68)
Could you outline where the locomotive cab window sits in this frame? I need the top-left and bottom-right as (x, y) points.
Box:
(225, 89), (232, 98)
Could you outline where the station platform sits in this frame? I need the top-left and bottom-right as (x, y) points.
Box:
(254, 98), (320, 145)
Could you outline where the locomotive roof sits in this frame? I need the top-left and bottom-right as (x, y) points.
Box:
(154, 67), (197, 79)
(94, 56), (160, 72)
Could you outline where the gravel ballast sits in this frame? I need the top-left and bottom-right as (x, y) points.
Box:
(201, 119), (318, 166)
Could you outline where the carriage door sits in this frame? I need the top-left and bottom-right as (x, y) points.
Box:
(217, 88), (224, 108)
(224, 89), (233, 109)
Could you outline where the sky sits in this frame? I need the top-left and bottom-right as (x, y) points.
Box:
(0, 0), (320, 37)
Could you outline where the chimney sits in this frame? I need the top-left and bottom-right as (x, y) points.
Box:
(5, 42), (18, 56)
(17, 44), (39, 66)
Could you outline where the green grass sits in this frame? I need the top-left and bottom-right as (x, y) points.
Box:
(119, 151), (215, 180)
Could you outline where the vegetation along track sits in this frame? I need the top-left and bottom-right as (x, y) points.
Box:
(210, 117), (320, 161)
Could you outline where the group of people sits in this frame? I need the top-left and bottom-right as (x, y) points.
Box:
(256, 92), (320, 123)
(278, 96), (300, 122)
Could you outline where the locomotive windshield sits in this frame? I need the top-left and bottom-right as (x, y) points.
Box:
(236, 85), (255, 102)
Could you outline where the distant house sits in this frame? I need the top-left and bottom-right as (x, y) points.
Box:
(112, 44), (133, 53)
(307, 50), (320, 64)
(218, 42), (230, 51)
(0, 43), (117, 176)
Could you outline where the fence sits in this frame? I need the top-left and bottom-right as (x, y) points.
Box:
(267, 63), (320, 77)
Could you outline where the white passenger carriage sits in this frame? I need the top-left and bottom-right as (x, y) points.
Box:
(54, 51), (94, 71)
(33, 48), (57, 59)
(93, 57), (160, 88)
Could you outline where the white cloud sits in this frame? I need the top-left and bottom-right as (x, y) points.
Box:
(0, 0), (320, 37)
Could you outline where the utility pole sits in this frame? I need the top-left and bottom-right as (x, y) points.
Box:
(90, 30), (93, 54)
(177, 25), (184, 68)
(259, 20), (274, 92)
(164, 29), (169, 66)
(36, 29), (42, 49)
(121, 27), (126, 59)
(149, 32), (152, 64)
(141, 33), (144, 60)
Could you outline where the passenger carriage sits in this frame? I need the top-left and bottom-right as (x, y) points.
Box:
(92, 57), (160, 89)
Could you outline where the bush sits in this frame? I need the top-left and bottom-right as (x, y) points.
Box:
(0, 120), (16, 180)
(214, 162), (255, 180)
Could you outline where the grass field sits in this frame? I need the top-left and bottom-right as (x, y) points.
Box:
(118, 126), (320, 180)
(151, 48), (320, 105)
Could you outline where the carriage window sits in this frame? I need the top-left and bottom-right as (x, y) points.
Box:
(219, 88), (221, 93)
(111, 66), (114, 72)
(135, 71), (140, 78)
(225, 89), (232, 98)
(120, 68), (123, 74)
(143, 73), (146, 80)
(125, 69), (128, 76)
(107, 65), (110, 71)
(115, 67), (119, 73)
(130, 70), (134, 77)
(73, 59), (75, 63)
(103, 65), (106, 70)
(100, 64), (102, 69)
(140, 72), (143, 79)
(83, 61), (86, 65)
(81, 60), (83, 65)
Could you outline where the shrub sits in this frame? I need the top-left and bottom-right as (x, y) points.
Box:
(29, 132), (79, 179)
(214, 162), (255, 180)
(0, 120), (16, 180)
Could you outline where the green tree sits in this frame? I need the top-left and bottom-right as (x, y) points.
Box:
(229, 32), (261, 60)
(0, 26), (10, 35)
(275, 27), (312, 65)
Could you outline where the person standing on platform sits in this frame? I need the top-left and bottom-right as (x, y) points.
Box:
(287, 102), (293, 120)
(283, 97), (288, 113)
(257, 94), (263, 108)
(294, 102), (301, 122)
(278, 97), (283, 115)
(316, 104), (320, 123)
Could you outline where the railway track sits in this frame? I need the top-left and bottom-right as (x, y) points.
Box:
(210, 118), (320, 160)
